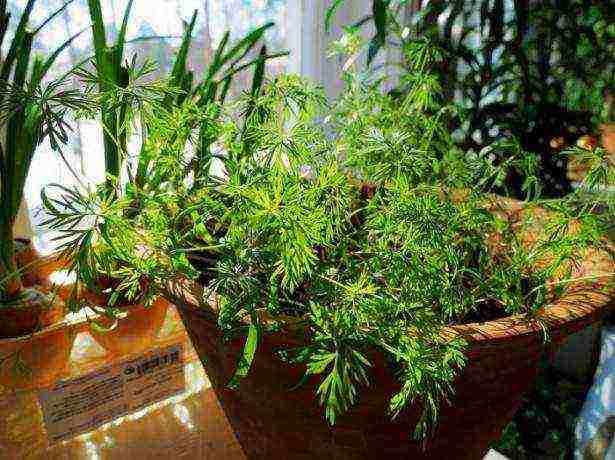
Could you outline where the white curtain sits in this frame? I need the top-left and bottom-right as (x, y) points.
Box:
(287, 0), (370, 99)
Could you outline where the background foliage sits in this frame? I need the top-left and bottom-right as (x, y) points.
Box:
(328, 0), (614, 198)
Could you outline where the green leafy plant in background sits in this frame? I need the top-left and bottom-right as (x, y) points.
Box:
(0, 0), (87, 309)
(86, 0), (130, 187)
(143, 10), (287, 189)
(43, 35), (615, 441)
(84, 0), (174, 194)
(492, 357), (589, 459)
(326, 0), (614, 198)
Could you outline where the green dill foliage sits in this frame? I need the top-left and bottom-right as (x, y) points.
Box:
(326, 0), (614, 197)
(43, 39), (614, 441)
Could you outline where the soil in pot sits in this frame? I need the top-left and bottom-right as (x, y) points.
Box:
(0, 288), (64, 339)
(188, 251), (219, 287)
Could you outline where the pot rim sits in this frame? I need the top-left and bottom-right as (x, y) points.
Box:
(161, 269), (615, 349)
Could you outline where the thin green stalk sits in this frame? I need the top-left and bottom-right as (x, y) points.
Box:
(0, 0), (35, 89)
(0, 218), (19, 298)
(86, 0), (133, 192)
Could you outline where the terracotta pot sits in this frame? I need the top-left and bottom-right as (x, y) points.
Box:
(0, 249), (77, 387)
(600, 123), (615, 154)
(166, 272), (613, 459)
(0, 324), (76, 390)
(87, 298), (169, 356)
(567, 124), (615, 183)
(161, 202), (615, 459)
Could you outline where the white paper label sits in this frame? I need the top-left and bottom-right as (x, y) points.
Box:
(39, 344), (185, 442)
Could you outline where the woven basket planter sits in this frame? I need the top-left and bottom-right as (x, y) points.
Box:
(161, 202), (615, 459)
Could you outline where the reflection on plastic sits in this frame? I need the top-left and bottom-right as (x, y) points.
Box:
(0, 302), (245, 459)
(39, 344), (185, 442)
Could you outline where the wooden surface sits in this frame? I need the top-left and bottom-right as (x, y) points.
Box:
(0, 301), (246, 460)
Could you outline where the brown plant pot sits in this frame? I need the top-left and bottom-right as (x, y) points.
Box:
(601, 123), (615, 155)
(165, 271), (613, 459)
(0, 285), (74, 390)
(0, 247), (75, 340)
(0, 319), (76, 390)
(1, 247), (78, 348)
(161, 195), (615, 459)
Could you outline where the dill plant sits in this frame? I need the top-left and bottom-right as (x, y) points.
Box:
(43, 37), (614, 439)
